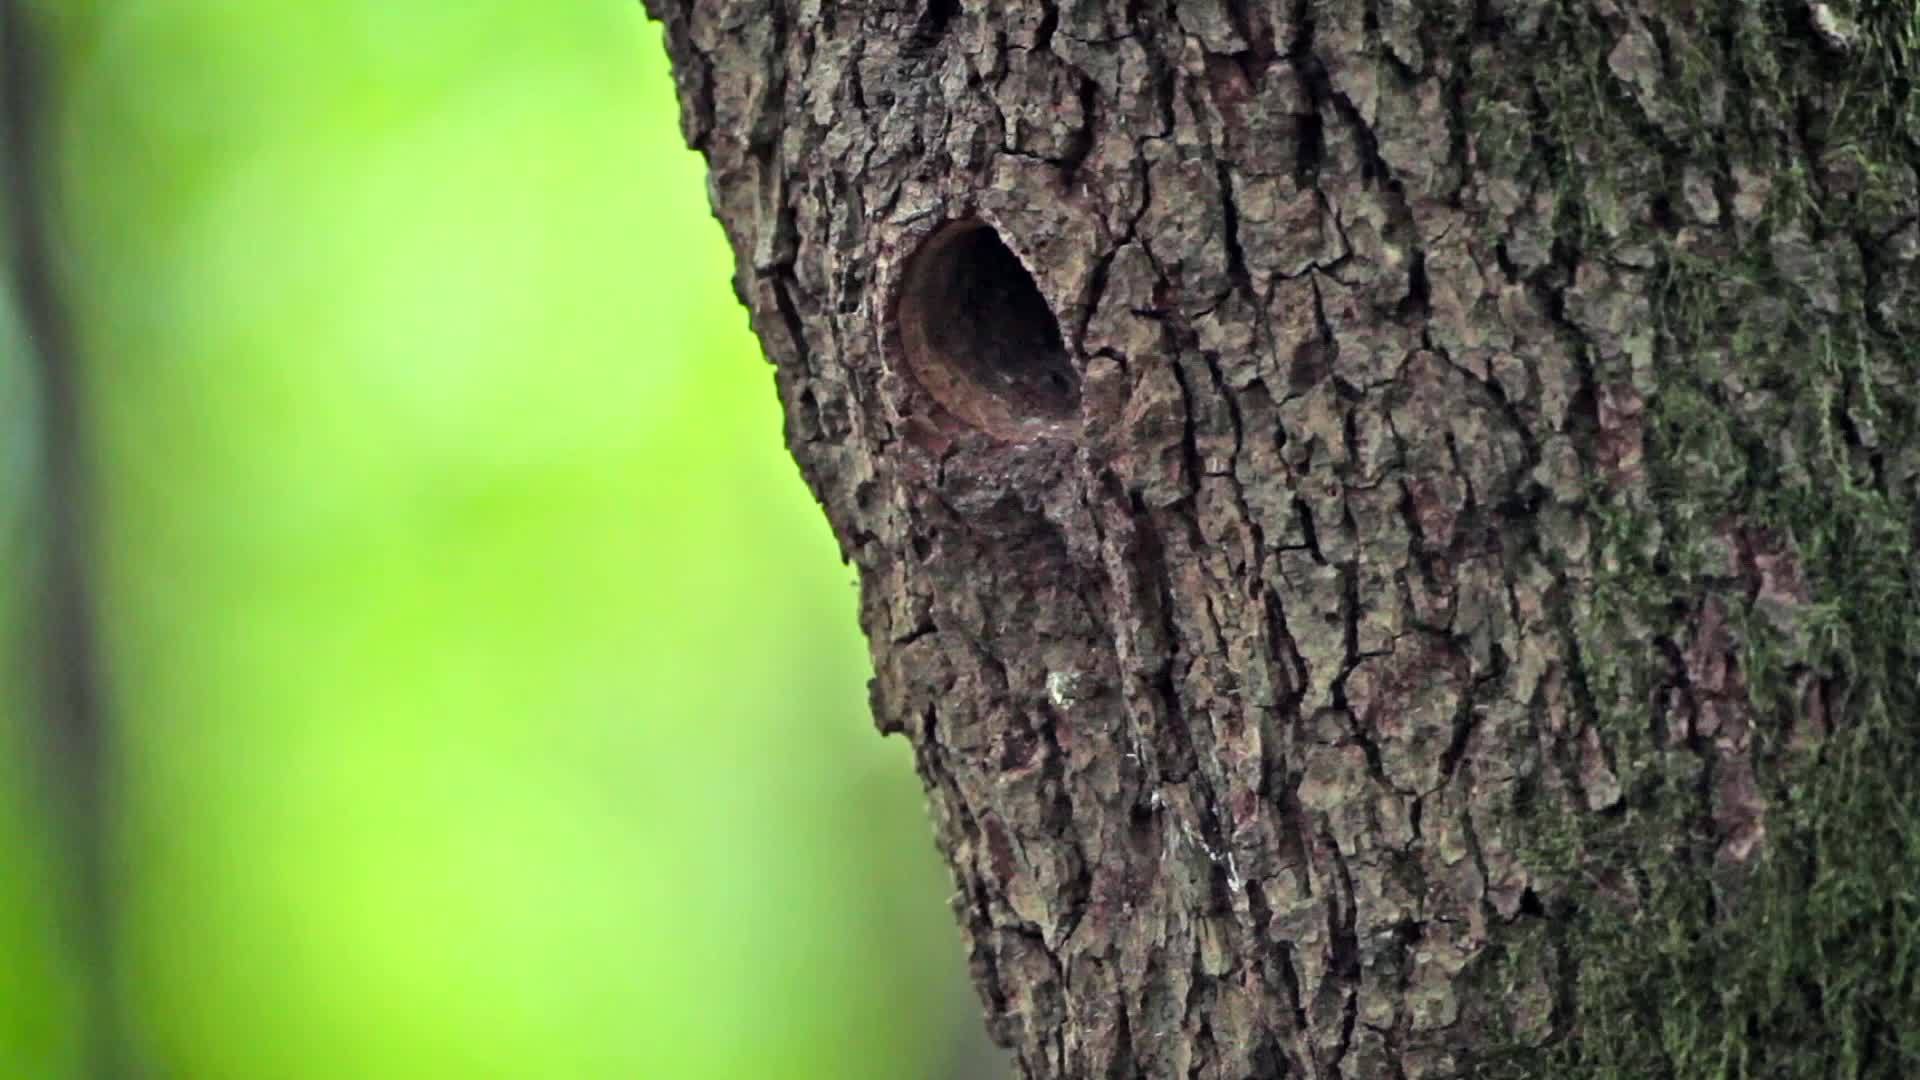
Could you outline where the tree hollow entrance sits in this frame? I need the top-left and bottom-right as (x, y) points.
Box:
(893, 220), (1079, 439)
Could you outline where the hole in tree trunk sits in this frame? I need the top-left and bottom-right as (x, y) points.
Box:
(893, 220), (1079, 439)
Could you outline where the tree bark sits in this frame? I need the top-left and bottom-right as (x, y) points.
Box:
(641, 1), (1920, 1075)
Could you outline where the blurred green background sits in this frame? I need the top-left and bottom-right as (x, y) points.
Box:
(1, 3), (998, 1077)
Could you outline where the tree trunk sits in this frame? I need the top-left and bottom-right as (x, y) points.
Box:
(641, 1), (1920, 1075)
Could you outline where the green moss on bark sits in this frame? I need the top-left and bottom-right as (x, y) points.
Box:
(1477, 2), (1920, 1076)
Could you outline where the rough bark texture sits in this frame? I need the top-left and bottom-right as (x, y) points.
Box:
(642, 1), (1920, 1075)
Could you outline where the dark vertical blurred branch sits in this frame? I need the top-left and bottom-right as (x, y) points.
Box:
(1, 6), (127, 1078)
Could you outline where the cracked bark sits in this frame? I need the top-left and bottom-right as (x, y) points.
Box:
(642, 1), (1920, 1076)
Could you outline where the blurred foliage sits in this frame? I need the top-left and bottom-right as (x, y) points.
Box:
(2, 219), (88, 1076)
(2, 3), (993, 1077)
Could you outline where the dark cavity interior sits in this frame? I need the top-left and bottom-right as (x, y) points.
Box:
(896, 222), (1079, 435)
